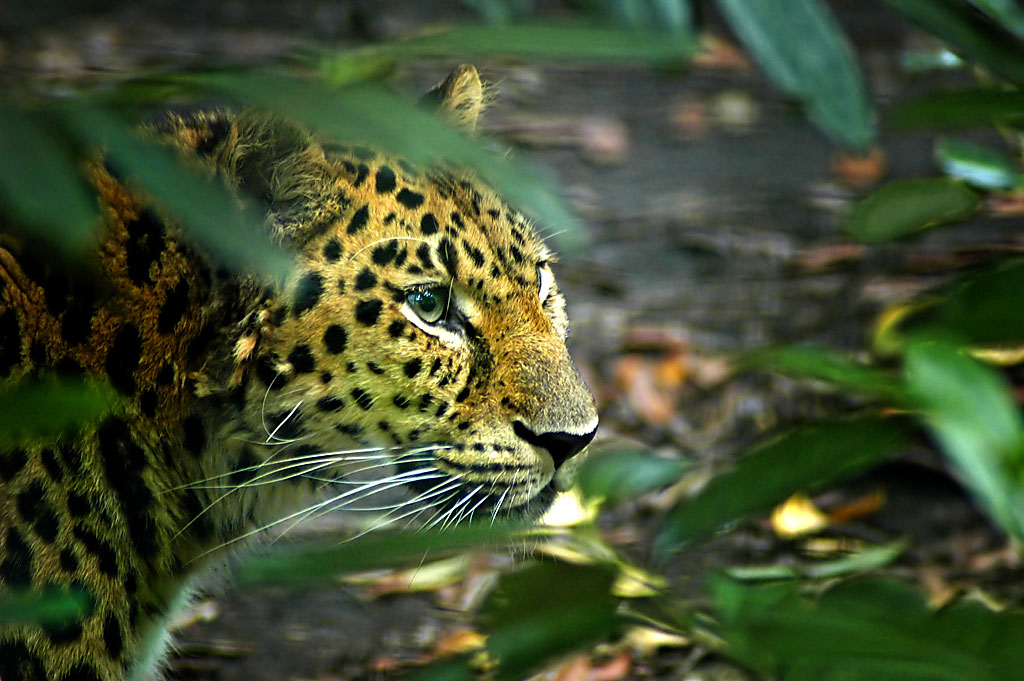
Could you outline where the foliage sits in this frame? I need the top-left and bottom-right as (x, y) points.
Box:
(4, 1), (1024, 680)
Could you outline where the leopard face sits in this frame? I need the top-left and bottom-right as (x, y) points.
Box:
(250, 162), (598, 524)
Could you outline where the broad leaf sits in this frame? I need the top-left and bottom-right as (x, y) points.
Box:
(655, 417), (912, 556)
(715, 0), (875, 149)
(844, 178), (978, 243)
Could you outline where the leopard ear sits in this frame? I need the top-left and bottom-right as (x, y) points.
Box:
(421, 64), (485, 133)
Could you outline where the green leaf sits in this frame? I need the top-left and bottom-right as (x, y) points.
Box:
(654, 417), (912, 556)
(844, 178), (979, 243)
(237, 521), (529, 586)
(0, 588), (92, 626)
(0, 376), (115, 441)
(715, 0), (875, 149)
(970, 0), (1024, 41)
(58, 105), (292, 281)
(890, 89), (1024, 129)
(902, 258), (1024, 345)
(935, 137), (1023, 190)
(878, 0), (1024, 90)
(371, 24), (696, 62)
(0, 107), (99, 254)
(905, 339), (1024, 539)
(743, 345), (905, 402)
(173, 72), (588, 253)
(576, 448), (690, 502)
(710, 576), (1024, 681)
(480, 562), (621, 681)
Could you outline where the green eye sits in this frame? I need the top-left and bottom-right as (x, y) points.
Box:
(406, 287), (446, 324)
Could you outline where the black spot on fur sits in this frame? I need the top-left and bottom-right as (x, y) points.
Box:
(105, 324), (142, 395)
(158, 280), (190, 334)
(355, 299), (383, 326)
(182, 416), (205, 458)
(0, 640), (46, 681)
(28, 340), (46, 365)
(59, 547), (79, 574)
(44, 616), (83, 645)
(323, 238), (343, 262)
(317, 396), (345, 412)
(455, 387), (471, 402)
(293, 272), (324, 317)
(67, 491), (91, 518)
(1, 527), (32, 587)
(73, 525), (118, 577)
(354, 268), (377, 291)
(403, 358), (422, 378)
(336, 423), (364, 437)
(347, 205), (370, 234)
(60, 300), (95, 347)
(139, 389), (158, 418)
(0, 447), (28, 482)
(59, 663), (103, 681)
(462, 240), (486, 267)
(0, 308), (22, 377)
(124, 209), (166, 285)
(375, 166), (397, 193)
(323, 324), (348, 354)
(420, 213), (439, 235)
(388, 320), (406, 338)
(97, 417), (156, 559)
(41, 448), (63, 482)
(392, 394), (410, 409)
(229, 448), (261, 487)
(416, 243), (435, 270)
(288, 344), (317, 373)
(438, 237), (459, 278)
(255, 354), (283, 390)
(367, 361), (385, 375)
(372, 241), (399, 265)
(103, 613), (123, 659)
(17, 481), (59, 543)
(351, 388), (374, 410)
(430, 358), (442, 376)
(396, 188), (424, 209)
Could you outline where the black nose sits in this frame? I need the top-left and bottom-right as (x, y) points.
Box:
(513, 421), (596, 470)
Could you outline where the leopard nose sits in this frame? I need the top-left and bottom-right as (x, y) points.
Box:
(513, 421), (597, 470)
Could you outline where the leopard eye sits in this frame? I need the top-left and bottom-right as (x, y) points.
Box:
(537, 263), (554, 303)
(406, 287), (446, 324)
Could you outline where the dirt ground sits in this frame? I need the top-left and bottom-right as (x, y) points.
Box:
(3, 2), (1023, 679)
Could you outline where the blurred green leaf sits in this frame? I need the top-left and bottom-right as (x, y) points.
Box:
(237, 521), (529, 586)
(0, 588), (92, 625)
(715, 0), (875, 149)
(890, 90), (1024, 129)
(461, 0), (538, 24)
(935, 137), (1022, 190)
(902, 259), (1024, 345)
(0, 376), (115, 441)
(743, 345), (905, 402)
(481, 562), (621, 681)
(585, 0), (694, 34)
(905, 339), (1024, 539)
(969, 0), (1024, 42)
(844, 178), (979, 243)
(711, 575), (1024, 681)
(577, 448), (690, 502)
(879, 0), (1024, 89)
(655, 417), (912, 556)
(368, 24), (695, 62)
(0, 107), (99, 255)
(174, 72), (587, 253)
(57, 105), (292, 280)
(724, 539), (907, 581)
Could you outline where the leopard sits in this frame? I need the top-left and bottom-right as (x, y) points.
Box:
(0, 64), (598, 681)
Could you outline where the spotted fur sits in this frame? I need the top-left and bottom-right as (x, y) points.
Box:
(0, 65), (597, 680)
